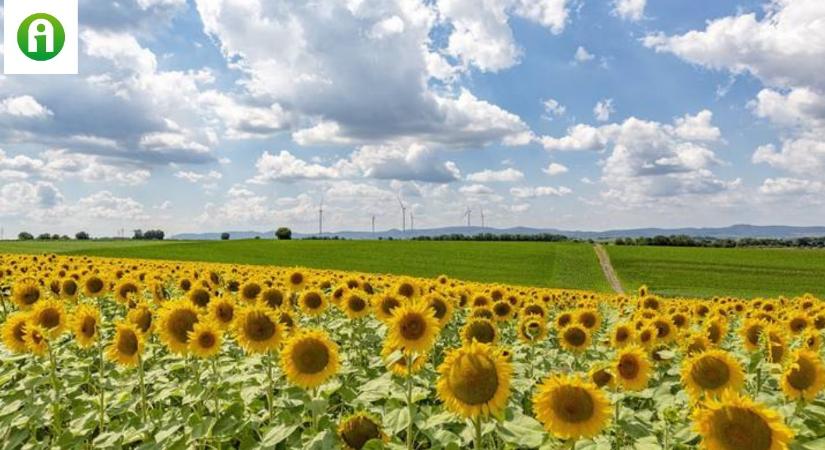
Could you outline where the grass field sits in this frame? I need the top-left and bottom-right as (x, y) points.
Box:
(0, 239), (611, 291)
(606, 244), (825, 298)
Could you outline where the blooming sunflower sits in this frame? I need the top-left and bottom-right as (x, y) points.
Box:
(614, 346), (651, 391)
(589, 365), (615, 389)
(106, 321), (143, 367)
(555, 311), (573, 329)
(780, 349), (825, 401)
(342, 291), (370, 320)
(128, 302), (154, 335)
(338, 412), (388, 450)
(682, 349), (745, 400)
(286, 270), (307, 291)
(234, 305), (282, 354)
(436, 341), (512, 418)
(12, 280), (41, 310)
(576, 308), (601, 331)
(299, 290), (328, 317)
(1, 311), (30, 353)
(693, 391), (793, 450)
(373, 294), (402, 322)
(386, 301), (440, 355)
(208, 296), (236, 329)
(188, 320), (223, 359)
(427, 295), (454, 326)
(517, 316), (547, 344)
(189, 287), (212, 309)
(533, 374), (612, 440)
(60, 278), (79, 300)
(71, 304), (100, 348)
(157, 299), (200, 355)
(24, 323), (49, 356)
(83, 275), (107, 297)
(683, 332), (713, 356)
(492, 300), (514, 322)
(280, 329), (340, 389)
(260, 287), (286, 310)
(393, 279), (420, 301)
(461, 318), (498, 345)
(31, 299), (67, 338)
(559, 325), (591, 353)
(239, 280), (262, 303)
(610, 323), (634, 348)
(113, 279), (141, 306)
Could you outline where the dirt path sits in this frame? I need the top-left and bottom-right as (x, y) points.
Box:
(594, 244), (624, 294)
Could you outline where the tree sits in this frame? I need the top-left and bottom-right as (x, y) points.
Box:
(76, 231), (90, 240)
(133, 229), (144, 240)
(18, 232), (33, 241)
(143, 229), (165, 240)
(221, 232), (230, 241)
(275, 227), (292, 240)
(37, 233), (51, 240)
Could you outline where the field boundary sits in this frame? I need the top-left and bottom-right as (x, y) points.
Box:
(594, 244), (624, 294)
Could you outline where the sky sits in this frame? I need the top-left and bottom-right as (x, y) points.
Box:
(1, 0), (824, 237)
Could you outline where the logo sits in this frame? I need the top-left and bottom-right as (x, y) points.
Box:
(4, 0), (78, 75)
(17, 13), (66, 61)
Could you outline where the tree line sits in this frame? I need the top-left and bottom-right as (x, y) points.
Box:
(16, 229), (165, 241)
(412, 233), (571, 242)
(613, 234), (825, 248)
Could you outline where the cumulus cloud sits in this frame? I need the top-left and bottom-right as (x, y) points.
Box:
(510, 185), (572, 198)
(574, 46), (595, 63)
(759, 177), (825, 196)
(0, 148), (150, 185)
(0, 96), (53, 118)
(249, 151), (346, 183)
(542, 98), (566, 119)
(543, 162), (569, 175)
(593, 99), (615, 122)
(612, 0), (646, 21)
(466, 168), (524, 182)
(174, 170), (223, 184)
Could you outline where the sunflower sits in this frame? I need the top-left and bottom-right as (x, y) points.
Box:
(188, 320), (223, 359)
(533, 375), (611, 440)
(281, 329), (340, 389)
(740, 318), (767, 352)
(128, 303), (154, 334)
(787, 313), (809, 335)
(614, 346), (651, 391)
(24, 323), (49, 356)
(682, 350), (745, 400)
(576, 308), (601, 331)
(803, 331), (821, 352)
(60, 278), (79, 300)
(683, 332), (712, 356)
(299, 290), (328, 317)
(610, 323), (634, 348)
(427, 295), (454, 326)
(517, 316), (547, 344)
(705, 317), (727, 345)
(83, 275), (107, 297)
(589, 365), (615, 389)
(342, 291), (370, 320)
(765, 325), (788, 364)
(381, 342), (427, 377)
(522, 302), (547, 319)
(278, 309), (297, 334)
(239, 281), (262, 303)
(470, 306), (495, 321)
(157, 299), (200, 354)
(260, 287), (285, 310)
(234, 305), (282, 354)
(1, 312), (30, 353)
(780, 349), (825, 401)
(208, 296), (236, 329)
(393, 279), (420, 301)
(436, 342), (512, 418)
(113, 279), (141, 306)
(30, 299), (67, 338)
(386, 301), (440, 354)
(286, 270), (307, 291)
(492, 300), (514, 321)
(373, 294), (402, 322)
(189, 287), (212, 309)
(693, 391), (793, 450)
(555, 311), (573, 329)
(106, 321), (143, 367)
(461, 318), (498, 345)
(71, 304), (100, 348)
(651, 316), (675, 343)
(559, 325), (591, 353)
(338, 412), (387, 450)
(12, 280), (41, 309)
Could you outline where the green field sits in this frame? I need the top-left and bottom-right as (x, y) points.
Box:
(606, 245), (825, 298)
(0, 240), (610, 291)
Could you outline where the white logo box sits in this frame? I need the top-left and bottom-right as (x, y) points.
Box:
(4, 0), (79, 75)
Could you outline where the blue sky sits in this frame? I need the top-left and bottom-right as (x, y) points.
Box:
(1, 0), (824, 236)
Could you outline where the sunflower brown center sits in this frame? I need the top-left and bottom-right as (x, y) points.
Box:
(13, 321), (26, 343)
(304, 292), (322, 309)
(292, 338), (330, 374)
(707, 324), (722, 343)
(290, 273), (304, 286)
(654, 321), (670, 338)
(20, 286), (40, 305)
(63, 281), (78, 296)
(341, 416), (380, 450)
(579, 313), (597, 329)
(790, 318), (807, 333)
(592, 369), (613, 387)
(397, 283), (415, 298)
(557, 314), (572, 327)
(133, 311), (152, 333)
(117, 330), (139, 356)
(262, 289), (283, 308)
(198, 332), (217, 349)
(168, 309), (198, 343)
(551, 386), (595, 423)
(191, 289), (211, 307)
(615, 328), (629, 342)
(787, 356), (816, 390)
(348, 295), (366, 312)
(691, 356), (731, 390)
(399, 314), (426, 340)
(216, 303), (234, 322)
(381, 297), (400, 315)
(618, 355), (640, 379)
(466, 321), (496, 344)
(86, 278), (104, 294)
(746, 325), (763, 346)
(494, 303), (510, 317)
(447, 352), (499, 405)
(430, 299), (447, 319)
(39, 308), (60, 329)
(242, 284), (261, 300)
(81, 316), (97, 337)
(713, 407), (772, 450)
(244, 313), (276, 341)
(563, 327), (587, 347)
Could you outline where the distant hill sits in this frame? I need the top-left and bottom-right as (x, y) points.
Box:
(172, 224), (825, 241)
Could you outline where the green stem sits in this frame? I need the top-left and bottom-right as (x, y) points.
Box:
(47, 341), (61, 440)
(406, 354), (414, 450)
(473, 416), (483, 449)
(97, 300), (106, 433)
(266, 352), (274, 421)
(138, 354), (147, 422)
(211, 358), (220, 414)
(613, 394), (622, 450)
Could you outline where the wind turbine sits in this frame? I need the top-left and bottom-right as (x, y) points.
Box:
(410, 211), (415, 233)
(397, 195), (407, 233)
(318, 195), (324, 236)
(371, 215), (376, 236)
(464, 206), (472, 227)
(480, 208), (485, 230)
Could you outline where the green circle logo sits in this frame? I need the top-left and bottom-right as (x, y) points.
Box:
(17, 13), (65, 61)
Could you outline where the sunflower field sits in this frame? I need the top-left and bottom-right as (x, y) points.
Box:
(1, 253), (825, 450)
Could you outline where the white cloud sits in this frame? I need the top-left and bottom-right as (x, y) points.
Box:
(540, 124), (607, 151)
(350, 144), (462, 183)
(0, 181), (63, 216)
(460, 184), (495, 195)
(0, 148), (150, 186)
(542, 162), (569, 176)
(542, 98), (566, 119)
(574, 46), (595, 63)
(673, 110), (722, 141)
(753, 140), (825, 176)
(250, 150), (345, 183)
(612, 0), (646, 22)
(369, 15), (405, 39)
(77, 191), (147, 221)
(593, 98), (615, 122)
(759, 177), (825, 196)
(174, 170), (222, 184)
(0, 96), (53, 118)
(510, 185), (572, 198)
(466, 168), (524, 182)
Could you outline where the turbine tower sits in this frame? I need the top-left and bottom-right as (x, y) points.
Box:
(371, 215), (376, 236)
(318, 196), (325, 236)
(397, 195), (406, 233)
(480, 208), (485, 230)
(410, 211), (414, 233)
(464, 206), (472, 227)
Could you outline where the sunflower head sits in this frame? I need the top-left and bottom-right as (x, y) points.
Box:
(492, 301), (513, 321)
(260, 287), (285, 310)
(12, 280), (41, 309)
(533, 374), (612, 440)
(208, 296), (236, 329)
(373, 294), (402, 322)
(23, 322), (49, 356)
(462, 318), (498, 345)
(610, 323), (634, 348)
(682, 349), (745, 401)
(387, 301), (440, 355)
(740, 318), (767, 352)
(693, 391), (793, 450)
(106, 321), (144, 367)
(189, 288), (212, 309)
(157, 299), (200, 355)
(517, 316), (547, 344)
(338, 412), (387, 450)
(239, 280), (262, 303)
(60, 278), (79, 300)
(300, 290), (328, 317)
(31, 299), (67, 338)
(71, 304), (100, 348)
(436, 341), (512, 418)
(286, 270), (307, 291)
(2, 311), (31, 353)
(127, 303), (154, 334)
(342, 291), (370, 320)
(614, 346), (651, 391)
(188, 320), (223, 359)
(589, 366), (615, 389)
(559, 325), (591, 353)
(281, 329), (340, 389)
(427, 295), (454, 326)
(83, 275), (107, 297)
(780, 349), (825, 401)
(234, 305), (282, 354)
(393, 279), (420, 301)
(576, 308), (601, 331)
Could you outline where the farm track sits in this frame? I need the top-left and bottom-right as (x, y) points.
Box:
(594, 244), (624, 294)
